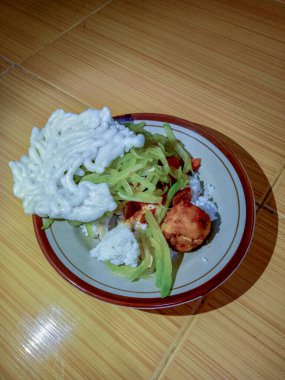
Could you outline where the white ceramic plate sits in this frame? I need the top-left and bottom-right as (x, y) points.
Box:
(33, 113), (256, 309)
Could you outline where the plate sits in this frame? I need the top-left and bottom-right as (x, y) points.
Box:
(33, 113), (256, 309)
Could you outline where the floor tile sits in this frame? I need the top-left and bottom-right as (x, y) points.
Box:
(22, 0), (285, 203)
(161, 208), (285, 379)
(2, 1), (285, 379)
(0, 0), (110, 62)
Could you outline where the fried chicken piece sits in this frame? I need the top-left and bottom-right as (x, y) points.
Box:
(161, 202), (211, 252)
(172, 187), (192, 206)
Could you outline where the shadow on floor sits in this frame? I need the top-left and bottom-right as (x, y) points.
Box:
(143, 128), (279, 317)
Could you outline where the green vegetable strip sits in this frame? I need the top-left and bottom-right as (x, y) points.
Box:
(146, 173), (155, 185)
(166, 183), (185, 209)
(124, 121), (146, 133)
(116, 191), (162, 203)
(128, 232), (153, 281)
(155, 205), (167, 225)
(85, 222), (93, 238)
(130, 148), (144, 159)
(110, 154), (130, 169)
(42, 218), (54, 230)
(151, 146), (170, 172)
(160, 245), (172, 298)
(141, 257), (156, 276)
(68, 220), (82, 227)
(81, 164), (145, 187)
(146, 210), (173, 297)
(122, 180), (133, 195)
(108, 164), (144, 186)
(104, 261), (136, 277)
(155, 179), (188, 224)
(130, 173), (156, 192)
(152, 189), (163, 197)
(150, 237), (163, 288)
(150, 175), (160, 188)
(163, 123), (192, 173)
(80, 173), (109, 184)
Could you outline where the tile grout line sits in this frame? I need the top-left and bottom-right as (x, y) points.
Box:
(18, 0), (113, 66)
(0, 65), (15, 78)
(0, 55), (17, 78)
(150, 297), (206, 380)
(14, 65), (99, 110)
(258, 163), (285, 212)
(263, 205), (285, 220)
(0, 55), (16, 66)
(264, 206), (285, 218)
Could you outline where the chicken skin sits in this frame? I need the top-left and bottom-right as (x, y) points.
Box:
(172, 187), (191, 206)
(161, 201), (211, 252)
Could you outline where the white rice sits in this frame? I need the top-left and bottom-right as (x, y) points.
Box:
(90, 222), (139, 267)
(189, 173), (218, 221)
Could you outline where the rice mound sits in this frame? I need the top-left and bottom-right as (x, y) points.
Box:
(189, 173), (218, 221)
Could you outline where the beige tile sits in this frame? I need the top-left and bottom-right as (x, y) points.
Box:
(0, 0), (110, 62)
(161, 208), (285, 379)
(266, 169), (285, 218)
(0, 69), (201, 379)
(23, 0), (285, 203)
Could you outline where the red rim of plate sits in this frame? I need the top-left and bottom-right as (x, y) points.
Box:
(33, 113), (256, 309)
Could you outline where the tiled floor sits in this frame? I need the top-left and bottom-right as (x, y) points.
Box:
(1, 0), (285, 379)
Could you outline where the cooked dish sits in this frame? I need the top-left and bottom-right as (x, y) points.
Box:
(9, 107), (218, 297)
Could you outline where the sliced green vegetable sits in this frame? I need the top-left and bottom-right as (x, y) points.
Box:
(155, 178), (188, 225)
(68, 220), (82, 227)
(109, 164), (145, 186)
(81, 172), (110, 184)
(128, 231), (153, 281)
(164, 180), (186, 209)
(146, 210), (173, 297)
(124, 121), (146, 133)
(85, 222), (93, 238)
(121, 179), (133, 195)
(41, 218), (54, 230)
(130, 173), (156, 193)
(163, 123), (192, 173)
(150, 237), (163, 288)
(116, 191), (162, 203)
(104, 261), (136, 277)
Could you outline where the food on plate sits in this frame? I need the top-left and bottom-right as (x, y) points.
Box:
(172, 187), (191, 206)
(161, 202), (211, 252)
(9, 107), (218, 298)
(90, 222), (140, 267)
(161, 186), (212, 252)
